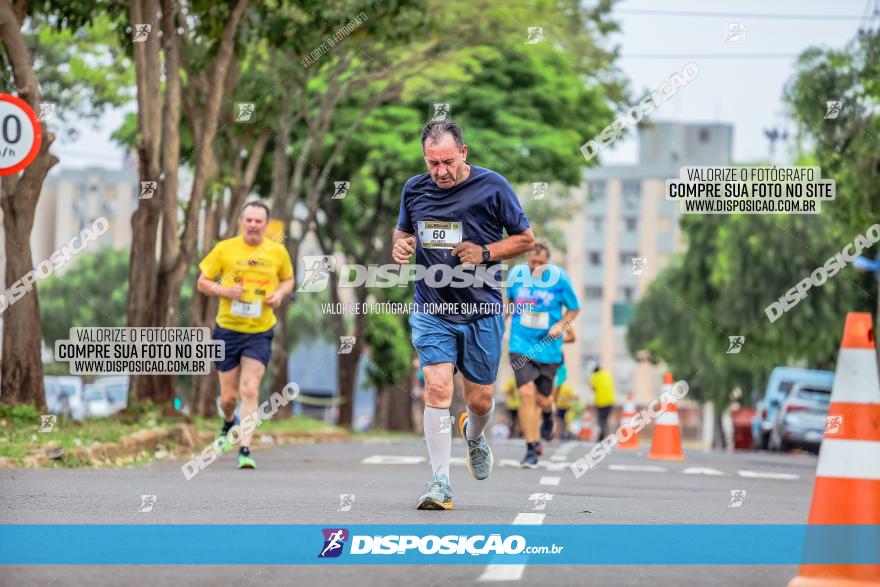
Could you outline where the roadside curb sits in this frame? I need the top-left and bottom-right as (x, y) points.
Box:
(8, 424), (351, 469)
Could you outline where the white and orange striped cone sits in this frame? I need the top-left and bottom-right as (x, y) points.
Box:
(788, 312), (880, 587)
(647, 372), (685, 461)
(578, 409), (594, 441)
(618, 392), (641, 450)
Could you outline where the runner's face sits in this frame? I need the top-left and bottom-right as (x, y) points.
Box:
(527, 250), (549, 273)
(423, 134), (468, 189)
(240, 207), (268, 244)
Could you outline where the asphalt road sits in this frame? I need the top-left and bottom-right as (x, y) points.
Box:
(0, 436), (820, 586)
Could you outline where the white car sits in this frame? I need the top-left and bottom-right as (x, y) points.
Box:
(44, 376), (86, 420)
(83, 377), (129, 418)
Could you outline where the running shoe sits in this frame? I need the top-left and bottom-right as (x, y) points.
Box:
(521, 445), (539, 469)
(540, 406), (557, 441)
(215, 415), (239, 454)
(237, 453), (256, 469)
(460, 415), (494, 481)
(417, 472), (454, 510)
(535, 441), (543, 456)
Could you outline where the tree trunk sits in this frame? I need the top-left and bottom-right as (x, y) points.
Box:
(713, 408), (727, 450)
(1, 190), (50, 407)
(126, 0), (248, 405)
(127, 0), (164, 404)
(336, 285), (368, 428)
(386, 381), (414, 432)
(0, 0), (59, 407)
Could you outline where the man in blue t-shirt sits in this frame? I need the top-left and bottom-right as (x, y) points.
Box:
(393, 120), (535, 510)
(507, 243), (580, 468)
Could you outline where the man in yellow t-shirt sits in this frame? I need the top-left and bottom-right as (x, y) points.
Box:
(589, 365), (617, 441)
(196, 201), (294, 469)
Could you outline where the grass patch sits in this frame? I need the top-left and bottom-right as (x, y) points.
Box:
(0, 403), (409, 467)
(190, 413), (345, 435)
(0, 403), (182, 467)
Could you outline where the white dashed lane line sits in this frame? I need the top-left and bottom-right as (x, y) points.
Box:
(360, 455), (801, 480)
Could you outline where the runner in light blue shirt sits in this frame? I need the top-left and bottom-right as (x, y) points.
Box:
(506, 243), (580, 467)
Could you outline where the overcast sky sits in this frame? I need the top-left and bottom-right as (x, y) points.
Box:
(51, 0), (873, 171)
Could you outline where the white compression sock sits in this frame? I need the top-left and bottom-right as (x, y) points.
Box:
(465, 399), (495, 441)
(424, 406), (452, 479)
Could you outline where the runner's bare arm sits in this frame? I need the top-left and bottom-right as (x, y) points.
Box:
(451, 228), (536, 264)
(549, 309), (580, 339)
(196, 272), (242, 300)
(392, 229), (416, 264)
(265, 277), (295, 308)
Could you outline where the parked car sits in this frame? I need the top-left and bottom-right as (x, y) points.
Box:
(43, 376), (86, 420)
(768, 381), (832, 453)
(82, 376), (129, 418)
(751, 367), (834, 450)
(93, 376), (129, 410)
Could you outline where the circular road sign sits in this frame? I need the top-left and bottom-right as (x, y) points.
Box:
(0, 93), (42, 176)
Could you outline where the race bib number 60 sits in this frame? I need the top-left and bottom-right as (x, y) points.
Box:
(418, 220), (463, 249)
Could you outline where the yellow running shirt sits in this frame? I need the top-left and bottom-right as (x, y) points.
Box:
(556, 381), (577, 409)
(199, 235), (293, 334)
(590, 369), (617, 408)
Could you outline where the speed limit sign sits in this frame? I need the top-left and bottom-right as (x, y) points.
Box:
(0, 93), (42, 177)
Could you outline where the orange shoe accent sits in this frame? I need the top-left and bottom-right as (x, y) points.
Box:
(788, 312), (880, 587)
(458, 413), (467, 437)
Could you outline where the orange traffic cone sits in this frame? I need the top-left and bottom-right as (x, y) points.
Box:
(578, 410), (593, 441)
(618, 392), (640, 450)
(647, 372), (685, 461)
(788, 312), (880, 587)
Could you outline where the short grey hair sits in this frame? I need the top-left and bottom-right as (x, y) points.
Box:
(240, 200), (270, 220)
(421, 120), (464, 151)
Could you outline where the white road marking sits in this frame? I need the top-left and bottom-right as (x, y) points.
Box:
(608, 464), (667, 473)
(550, 455), (567, 462)
(359, 456), (802, 483)
(539, 476), (561, 486)
(738, 470), (800, 480)
(682, 467), (724, 476)
(479, 514), (545, 581)
(361, 455), (425, 465)
(512, 512), (546, 524)
(544, 461), (573, 471)
(479, 564), (525, 582)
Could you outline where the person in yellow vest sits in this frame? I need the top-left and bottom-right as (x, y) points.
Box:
(589, 365), (617, 440)
(502, 376), (521, 438)
(554, 378), (577, 440)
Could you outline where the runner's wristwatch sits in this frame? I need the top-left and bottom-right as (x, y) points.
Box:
(481, 245), (491, 263)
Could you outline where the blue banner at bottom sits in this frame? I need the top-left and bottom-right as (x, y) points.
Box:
(1, 525), (878, 565)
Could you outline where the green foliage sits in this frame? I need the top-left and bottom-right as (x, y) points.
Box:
(40, 248), (198, 346)
(0, 402), (41, 422)
(785, 30), (880, 240)
(39, 247), (130, 346)
(628, 214), (876, 410)
(1, 10), (133, 143)
(364, 312), (413, 388)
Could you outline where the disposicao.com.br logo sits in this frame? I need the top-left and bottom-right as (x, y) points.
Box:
(317, 529), (563, 557)
(298, 257), (562, 292)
